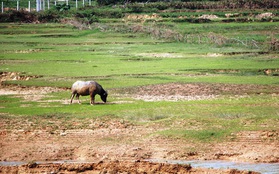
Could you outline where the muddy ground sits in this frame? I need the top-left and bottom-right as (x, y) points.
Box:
(0, 160), (260, 174)
(0, 80), (279, 173)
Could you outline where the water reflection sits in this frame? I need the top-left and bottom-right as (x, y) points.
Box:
(148, 159), (279, 174)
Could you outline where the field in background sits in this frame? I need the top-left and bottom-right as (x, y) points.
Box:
(1, 22), (278, 87)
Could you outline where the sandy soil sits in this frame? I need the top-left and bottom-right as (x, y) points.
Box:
(0, 79), (279, 173)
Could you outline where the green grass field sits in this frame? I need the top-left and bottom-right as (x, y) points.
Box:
(0, 20), (278, 143)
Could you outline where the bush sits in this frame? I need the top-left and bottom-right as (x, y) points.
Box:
(38, 10), (60, 23)
(75, 9), (94, 18)
(0, 10), (60, 23)
(95, 9), (124, 18)
(96, 0), (126, 6)
(0, 10), (38, 23)
(126, 3), (144, 13)
(145, 2), (169, 10)
(172, 18), (211, 23)
(55, 4), (71, 12)
(77, 7), (125, 18)
(77, 16), (99, 24)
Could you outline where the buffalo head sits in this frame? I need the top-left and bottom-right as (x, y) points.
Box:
(101, 91), (108, 103)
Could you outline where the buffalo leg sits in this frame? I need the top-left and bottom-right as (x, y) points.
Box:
(90, 94), (95, 105)
(70, 93), (75, 104)
(76, 94), (81, 104)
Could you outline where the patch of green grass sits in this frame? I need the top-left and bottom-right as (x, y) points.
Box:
(159, 129), (230, 143)
(0, 95), (21, 107)
(150, 94), (279, 142)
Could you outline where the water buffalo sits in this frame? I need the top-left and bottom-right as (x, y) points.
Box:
(70, 81), (108, 105)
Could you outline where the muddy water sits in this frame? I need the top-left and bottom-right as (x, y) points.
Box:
(0, 161), (26, 166)
(1, 160), (279, 174)
(148, 159), (279, 174)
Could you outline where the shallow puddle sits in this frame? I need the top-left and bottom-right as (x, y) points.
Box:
(148, 159), (279, 174)
(0, 161), (26, 166)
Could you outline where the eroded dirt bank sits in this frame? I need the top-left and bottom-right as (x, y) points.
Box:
(0, 160), (260, 174)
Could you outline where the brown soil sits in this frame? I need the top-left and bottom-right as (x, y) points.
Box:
(0, 160), (260, 174)
(0, 81), (278, 173)
(0, 72), (41, 82)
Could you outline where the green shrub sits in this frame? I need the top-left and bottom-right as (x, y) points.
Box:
(146, 2), (169, 10)
(96, 0), (125, 6)
(38, 10), (60, 23)
(77, 7), (125, 18)
(0, 10), (38, 23)
(55, 3), (71, 12)
(172, 18), (211, 23)
(126, 3), (144, 13)
(75, 9), (94, 18)
(76, 15), (99, 24)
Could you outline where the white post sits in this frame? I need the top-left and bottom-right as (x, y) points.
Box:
(47, 0), (49, 9)
(66, 0), (68, 5)
(54, 1), (56, 6)
(1, 2), (3, 13)
(83, 0), (84, 7)
(28, 1), (30, 12)
(17, 1), (19, 11)
(37, 0), (43, 11)
(89, 0), (91, 6)
(36, 0), (39, 11)
(76, 0), (78, 9)
(42, 0), (45, 10)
